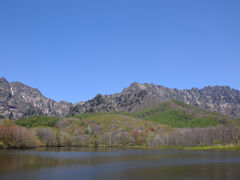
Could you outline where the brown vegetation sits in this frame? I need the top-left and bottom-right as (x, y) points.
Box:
(0, 113), (240, 149)
(162, 126), (240, 147)
(0, 119), (38, 148)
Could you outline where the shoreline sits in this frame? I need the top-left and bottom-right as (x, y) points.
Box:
(1, 145), (240, 151)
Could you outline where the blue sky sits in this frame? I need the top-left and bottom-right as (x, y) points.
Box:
(0, 0), (239, 103)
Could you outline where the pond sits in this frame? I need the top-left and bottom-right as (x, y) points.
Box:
(0, 147), (240, 180)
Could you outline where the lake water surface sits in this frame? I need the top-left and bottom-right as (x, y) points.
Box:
(0, 147), (240, 180)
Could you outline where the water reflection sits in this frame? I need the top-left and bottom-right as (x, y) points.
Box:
(0, 148), (240, 180)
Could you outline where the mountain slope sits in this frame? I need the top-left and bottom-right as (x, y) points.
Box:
(15, 100), (239, 129)
(0, 77), (72, 119)
(133, 100), (239, 128)
(69, 82), (240, 118)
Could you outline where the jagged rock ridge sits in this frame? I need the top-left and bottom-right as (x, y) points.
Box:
(1, 77), (240, 119)
(69, 82), (240, 118)
(0, 77), (72, 120)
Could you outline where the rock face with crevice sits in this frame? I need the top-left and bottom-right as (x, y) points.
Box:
(69, 82), (240, 118)
(0, 77), (72, 120)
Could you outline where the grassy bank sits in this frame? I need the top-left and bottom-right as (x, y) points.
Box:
(183, 145), (240, 150)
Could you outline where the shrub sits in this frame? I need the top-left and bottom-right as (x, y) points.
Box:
(0, 124), (36, 148)
(15, 116), (59, 128)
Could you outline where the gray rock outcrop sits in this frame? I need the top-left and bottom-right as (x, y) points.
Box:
(0, 77), (72, 119)
(69, 82), (240, 118)
(1, 77), (240, 119)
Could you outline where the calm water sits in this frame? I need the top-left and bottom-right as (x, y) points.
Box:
(0, 147), (240, 180)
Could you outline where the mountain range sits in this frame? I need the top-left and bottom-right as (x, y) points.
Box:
(1, 77), (240, 120)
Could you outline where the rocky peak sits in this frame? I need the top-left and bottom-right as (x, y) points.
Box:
(123, 82), (147, 93)
(0, 77), (72, 120)
(1, 77), (240, 119)
(69, 82), (240, 118)
(0, 77), (8, 84)
(0, 77), (10, 91)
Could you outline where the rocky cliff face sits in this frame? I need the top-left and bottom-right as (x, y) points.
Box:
(69, 82), (240, 118)
(1, 77), (240, 119)
(0, 77), (72, 120)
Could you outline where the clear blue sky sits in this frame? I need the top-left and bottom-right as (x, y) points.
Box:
(0, 0), (239, 103)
